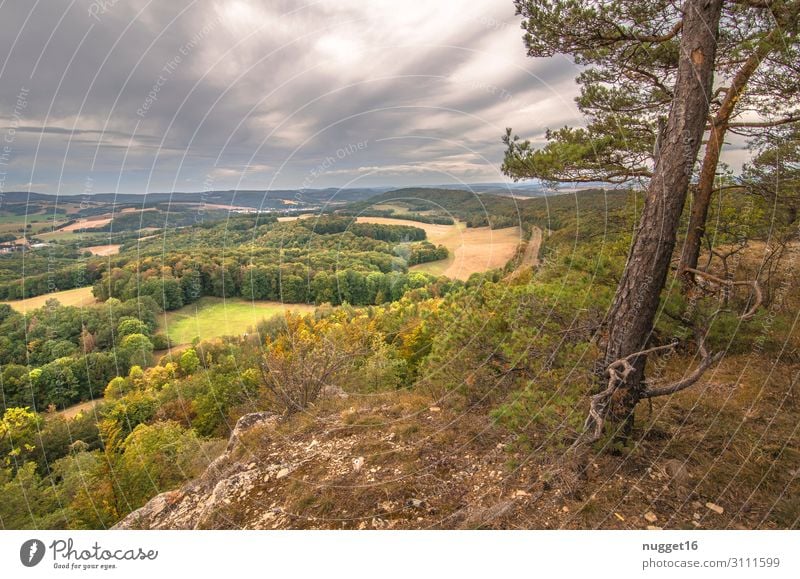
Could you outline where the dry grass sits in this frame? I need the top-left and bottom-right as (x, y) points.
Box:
(277, 214), (314, 222)
(57, 216), (114, 232)
(355, 216), (523, 280)
(83, 244), (121, 256)
(2, 286), (97, 313)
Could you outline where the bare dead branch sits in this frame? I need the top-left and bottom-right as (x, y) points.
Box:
(726, 113), (799, 129)
(641, 350), (724, 398)
(727, 0), (774, 8)
(684, 267), (763, 320)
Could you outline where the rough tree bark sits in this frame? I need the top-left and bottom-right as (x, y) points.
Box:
(679, 27), (781, 279)
(597, 0), (724, 436)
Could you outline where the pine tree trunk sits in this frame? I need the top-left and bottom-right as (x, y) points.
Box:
(601, 0), (723, 433)
(679, 28), (779, 278)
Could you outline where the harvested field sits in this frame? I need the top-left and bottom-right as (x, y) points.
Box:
(2, 286), (97, 312)
(84, 244), (121, 256)
(355, 216), (522, 280)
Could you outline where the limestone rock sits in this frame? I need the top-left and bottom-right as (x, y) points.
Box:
(113, 412), (278, 530)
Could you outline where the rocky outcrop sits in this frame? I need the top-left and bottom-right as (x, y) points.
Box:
(110, 401), (524, 530)
(113, 412), (279, 529)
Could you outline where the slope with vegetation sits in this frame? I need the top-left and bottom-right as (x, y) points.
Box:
(2, 183), (796, 530)
(2, 0), (798, 531)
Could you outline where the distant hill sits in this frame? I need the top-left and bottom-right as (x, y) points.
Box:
(0, 188), (387, 210)
(337, 186), (619, 230)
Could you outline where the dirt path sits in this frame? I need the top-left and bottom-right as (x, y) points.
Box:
(57, 399), (100, 420)
(506, 226), (542, 280)
(520, 226), (542, 268)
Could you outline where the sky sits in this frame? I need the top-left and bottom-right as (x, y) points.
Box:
(0, 0), (748, 196)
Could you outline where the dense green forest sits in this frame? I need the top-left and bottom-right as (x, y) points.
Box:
(91, 216), (452, 309)
(0, 214), (459, 411)
(0, 248), (106, 299)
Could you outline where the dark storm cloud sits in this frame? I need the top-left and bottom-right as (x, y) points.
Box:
(0, 0), (584, 194)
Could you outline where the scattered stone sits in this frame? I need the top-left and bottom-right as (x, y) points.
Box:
(646, 525), (662, 530)
(353, 456), (365, 472)
(224, 411), (278, 453)
(513, 490), (530, 498)
(429, 406), (441, 412)
(693, 512), (701, 520)
(321, 383), (348, 399)
(408, 498), (425, 509)
(740, 502), (752, 513)
(459, 500), (514, 529)
(561, 505), (570, 513)
(663, 459), (690, 483)
(276, 468), (290, 479)
(705, 502), (724, 515)
(644, 511), (658, 523)
(371, 517), (387, 529)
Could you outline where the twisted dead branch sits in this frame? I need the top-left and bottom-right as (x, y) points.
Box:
(579, 343), (677, 445)
(684, 267), (763, 320)
(578, 330), (723, 445)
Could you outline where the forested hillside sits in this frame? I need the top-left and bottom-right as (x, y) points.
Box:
(92, 216), (453, 308)
(1, 0), (798, 533)
(1, 182), (797, 530)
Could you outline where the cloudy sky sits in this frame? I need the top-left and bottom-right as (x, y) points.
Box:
(0, 0), (591, 194)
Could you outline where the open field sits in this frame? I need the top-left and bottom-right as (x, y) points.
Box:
(84, 244), (121, 256)
(277, 213), (314, 222)
(355, 216), (522, 280)
(0, 213), (68, 235)
(2, 286), (98, 312)
(57, 216), (114, 232)
(160, 297), (315, 345)
(35, 229), (90, 241)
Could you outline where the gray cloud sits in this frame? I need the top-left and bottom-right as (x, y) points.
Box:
(0, 0), (587, 194)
